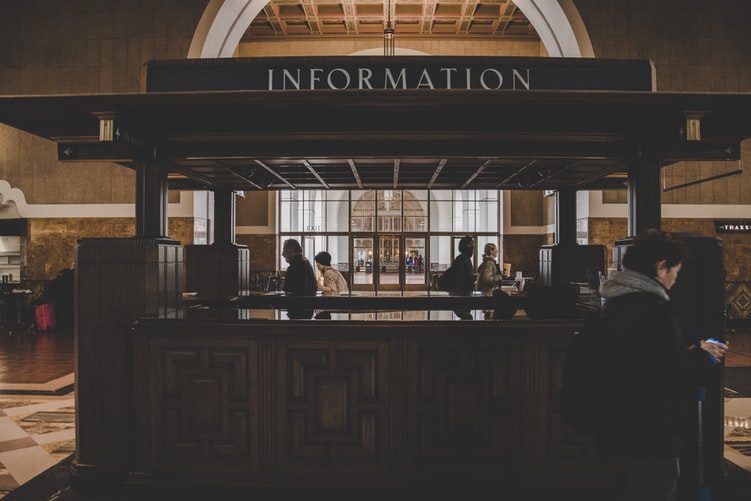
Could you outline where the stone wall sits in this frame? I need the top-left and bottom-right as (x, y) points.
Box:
(0, 0), (207, 204)
(574, 0), (751, 206)
(25, 216), (194, 293)
(235, 233), (277, 276)
(587, 217), (749, 282)
(502, 233), (551, 278)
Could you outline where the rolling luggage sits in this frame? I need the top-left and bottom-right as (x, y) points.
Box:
(35, 302), (56, 331)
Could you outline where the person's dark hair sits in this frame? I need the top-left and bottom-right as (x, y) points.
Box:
(622, 229), (688, 278)
(458, 235), (474, 254)
(314, 251), (332, 267)
(283, 238), (302, 253)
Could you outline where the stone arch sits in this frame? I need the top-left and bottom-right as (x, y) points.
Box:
(513, 0), (594, 57)
(189, 0), (594, 59)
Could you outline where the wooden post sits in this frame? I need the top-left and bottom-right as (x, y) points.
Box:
(555, 188), (577, 246)
(72, 237), (182, 492)
(627, 157), (662, 236)
(184, 189), (249, 297)
(135, 160), (168, 238)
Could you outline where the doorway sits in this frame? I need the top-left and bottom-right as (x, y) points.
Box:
(350, 234), (427, 292)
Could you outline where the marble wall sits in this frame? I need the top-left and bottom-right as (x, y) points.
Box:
(587, 217), (748, 282)
(24, 217), (194, 294)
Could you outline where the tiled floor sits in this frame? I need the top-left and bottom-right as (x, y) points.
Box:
(0, 324), (750, 499)
(722, 326), (751, 485)
(0, 327), (75, 499)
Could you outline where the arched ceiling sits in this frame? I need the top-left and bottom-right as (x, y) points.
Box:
(244, 0), (539, 39)
(190, 0), (592, 58)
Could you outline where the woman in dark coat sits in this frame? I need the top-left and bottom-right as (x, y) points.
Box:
(597, 229), (727, 501)
(450, 235), (475, 319)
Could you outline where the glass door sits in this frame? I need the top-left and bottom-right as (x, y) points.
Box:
(352, 236), (374, 291)
(404, 235), (427, 291)
(377, 235), (401, 291)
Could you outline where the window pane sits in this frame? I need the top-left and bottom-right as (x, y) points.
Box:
(403, 193), (428, 232)
(304, 192), (325, 232)
(352, 236), (374, 285)
(478, 200), (498, 232)
(351, 190), (375, 232)
(429, 189), (452, 232)
(325, 191), (350, 232)
(279, 191), (299, 232)
(377, 190), (401, 232)
(453, 191), (477, 233)
(409, 189), (429, 200)
(324, 235), (349, 272)
(405, 237), (426, 287)
(428, 235), (453, 290)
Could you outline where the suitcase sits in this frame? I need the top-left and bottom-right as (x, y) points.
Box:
(35, 302), (56, 331)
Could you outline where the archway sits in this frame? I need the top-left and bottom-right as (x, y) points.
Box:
(189, 0), (594, 59)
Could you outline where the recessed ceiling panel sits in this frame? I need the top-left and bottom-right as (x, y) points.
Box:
(243, 0), (538, 39)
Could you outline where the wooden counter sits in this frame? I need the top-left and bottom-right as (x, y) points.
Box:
(126, 315), (620, 497)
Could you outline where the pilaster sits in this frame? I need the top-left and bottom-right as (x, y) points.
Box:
(71, 237), (182, 492)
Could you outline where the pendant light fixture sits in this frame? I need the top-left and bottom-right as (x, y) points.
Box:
(384, 0), (395, 56)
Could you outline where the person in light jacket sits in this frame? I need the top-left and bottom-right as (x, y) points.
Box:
(314, 251), (349, 295)
(476, 242), (505, 319)
(476, 242), (504, 294)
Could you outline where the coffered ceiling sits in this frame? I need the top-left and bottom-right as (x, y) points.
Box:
(245, 0), (538, 39)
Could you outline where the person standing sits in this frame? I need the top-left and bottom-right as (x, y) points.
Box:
(282, 238), (316, 318)
(476, 242), (504, 319)
(476, 242), (504, 294)
(596, 229), (728, 501)
(314, 251), (349, 295)
(450, 235), (475, 320)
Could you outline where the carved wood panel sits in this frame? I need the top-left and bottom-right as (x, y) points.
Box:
(282, 345), (385, 473)
(133, 321), (596, 486)
(153, 342), (257, 472)
(547, 343), (598, 464)
(413, 344), (513, 473)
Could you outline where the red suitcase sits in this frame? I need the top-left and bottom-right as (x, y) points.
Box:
(35, 302), (56, 331)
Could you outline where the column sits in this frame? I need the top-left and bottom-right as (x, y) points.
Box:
(134, 160), (168, 238)
(555, 188), (577, 246)
(184, 189), (250, 297)
(213, 188), (236, 244)
(72, 154), (181, 491)
(627, 157), (662, 236)
(72, 238), (182, 492)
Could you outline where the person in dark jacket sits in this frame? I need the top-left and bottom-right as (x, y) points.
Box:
(282, 238), (316, 319)
(451, 235), (475, 319)
(597, 229), (727, 501)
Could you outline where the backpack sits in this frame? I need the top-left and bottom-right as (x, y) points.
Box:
(560, 312), (609, 431)
(438, 263), (458, 292)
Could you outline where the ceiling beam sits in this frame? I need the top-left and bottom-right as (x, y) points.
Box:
(216, 160), (264, 190)
(302, 159), (329, 188)
(159, 138), (639, 160)
(428, 158), (448, 188)
(462, 158), (494, 188)
(347, 159), (363, 188)
(255, 159), (297, 189)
